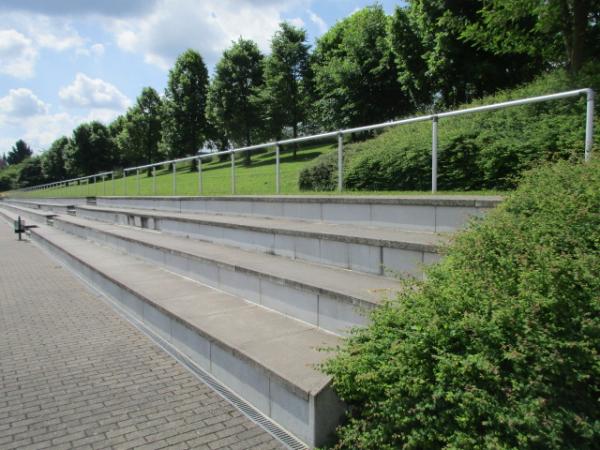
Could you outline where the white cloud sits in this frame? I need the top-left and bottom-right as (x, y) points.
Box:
(287, 17), (305, 28)
(308, 9), (327, 35)
(0, 29), (38, 78)
(76, 43), (105, 57)
(109, 0), (302, 70)
(0, 88), (48, 117)
(59, 73), (130, 110)
(90, 43), (105, 56)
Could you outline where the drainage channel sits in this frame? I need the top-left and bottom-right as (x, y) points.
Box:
(16, 221), (309, 450)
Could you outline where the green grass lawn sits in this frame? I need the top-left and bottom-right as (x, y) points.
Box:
(13, 142), (504, 198)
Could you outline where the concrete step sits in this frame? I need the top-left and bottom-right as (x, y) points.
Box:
(4, 198), (75, 214)
(75, 205), (445, 278)
(94, 195), (501, 232)
(0, 207), (344, 447)
(0, 202), (56, 225)
(51, 214), (401, 335)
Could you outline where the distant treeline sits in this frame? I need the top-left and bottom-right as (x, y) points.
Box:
(2, 1), (598, 190)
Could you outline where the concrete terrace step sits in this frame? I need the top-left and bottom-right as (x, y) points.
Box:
(95, 195), (502, 232)
(0, 202), (56, 224)
(75, 204), (446, 278)
(4, 198), (76, 214)
(0, 207), (344, 447)
(51, 214), (401, 334)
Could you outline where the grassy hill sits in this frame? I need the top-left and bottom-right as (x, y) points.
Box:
(300, 64), (600, 192)
(11, 64), (600, 199)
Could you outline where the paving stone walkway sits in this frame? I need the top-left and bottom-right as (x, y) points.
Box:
(0, 224), (285, 450)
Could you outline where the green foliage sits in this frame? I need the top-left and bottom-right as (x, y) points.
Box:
(261, 22), (311, 152)
(312, 5), (409, 129)
(462, 0), (600, 73)
(0, 162), (25, 191)
(116, 87), (163, 168)
(16, 156), (45, 187)
(7, 139), (33, 165)
(161, 49), (209, 159)
(64, 121), (115, 177)
(391, 1), (544, 107)
(206, 38), (264, 165)
(323, 159), (600, 449)
(300, 65), (600, 191)
(41, 136), (69, 181)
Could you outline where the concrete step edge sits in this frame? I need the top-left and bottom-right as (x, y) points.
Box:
(77, 204), (444, 253)
(53, 214), (397, 308)
(0, 207), (337, 401)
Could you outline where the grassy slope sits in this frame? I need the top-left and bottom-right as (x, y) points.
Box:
(25, 144), (332, 198)
(16, 142), (501, 198)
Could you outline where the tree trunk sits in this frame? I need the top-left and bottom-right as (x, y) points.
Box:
(570, 0), (587, 73)
(560, 0), (588, 73)
(244, 129), (251, 167)
(292, 123), (298, 158)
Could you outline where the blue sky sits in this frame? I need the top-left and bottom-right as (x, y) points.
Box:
(0, 0), (403, 155)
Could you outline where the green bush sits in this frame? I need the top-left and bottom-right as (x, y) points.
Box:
(0, 162), (26, 192)
(300, 64), (600, 191)
(323, 159), (600, 449)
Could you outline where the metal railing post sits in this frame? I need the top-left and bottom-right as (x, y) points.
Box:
(585, 89), (595, 162)
(231, 153), (236, 194)
(26, 88), (588, 197)
(337, 132), (344, 192)
(432, 116), (438, 193)
(275, 144), (281, 194)
(102, 176), (106, 196)
(93, 176), (97, 196)
(172, 162), (176, 194)
(198, 159), (202, 194)
(136, 169), (140, 195)
(152, 166), (156, 195)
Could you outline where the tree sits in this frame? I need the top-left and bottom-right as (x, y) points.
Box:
(206, 38), (265, 165)
(312, 5), (409, 130)
(17, 156), (45, 188)
(7, 140), (33, 165)
(0, 153), (7, 170)
(64, 122), (115, 177)
(116, 87), (162, 172)
(160, 49), (209, 160)
(390, 1), (544, 107)
(41, 136), (69, 181)
(463, 0), (600, 73)
(262, 22), (312, 157)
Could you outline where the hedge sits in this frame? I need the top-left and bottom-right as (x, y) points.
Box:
(322, 159), (600, 449)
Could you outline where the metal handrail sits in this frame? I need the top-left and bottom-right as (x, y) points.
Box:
(16, 88), (595, 196)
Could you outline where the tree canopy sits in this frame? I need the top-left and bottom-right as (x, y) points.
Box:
(7, 140), (33, 165)
(261, 22), (312, 153)
(206, 38), (264, 164)
(312, 5), (408, 129)
(161, 49), (209, 160)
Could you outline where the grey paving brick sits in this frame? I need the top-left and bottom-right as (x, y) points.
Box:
(0, 226), (284, 450)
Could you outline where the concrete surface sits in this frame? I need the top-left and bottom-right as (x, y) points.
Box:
(0, 218), (285, 450)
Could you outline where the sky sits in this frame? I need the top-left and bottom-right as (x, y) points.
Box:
(0, 0), (403, 156)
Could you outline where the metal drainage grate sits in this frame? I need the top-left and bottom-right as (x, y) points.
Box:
(114, 305), (308, 450)
(85, 282), (308, 450)
(31, 234), (309, 450)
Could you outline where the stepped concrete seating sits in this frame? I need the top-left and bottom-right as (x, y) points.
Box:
(0, 206), (344, 447)
(0, 201), (56, 225)
(0, 194), (501, 447)
(4, 198), (76, 214)
(75, 204), (446, 278)
(95, 195), (502, 232)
